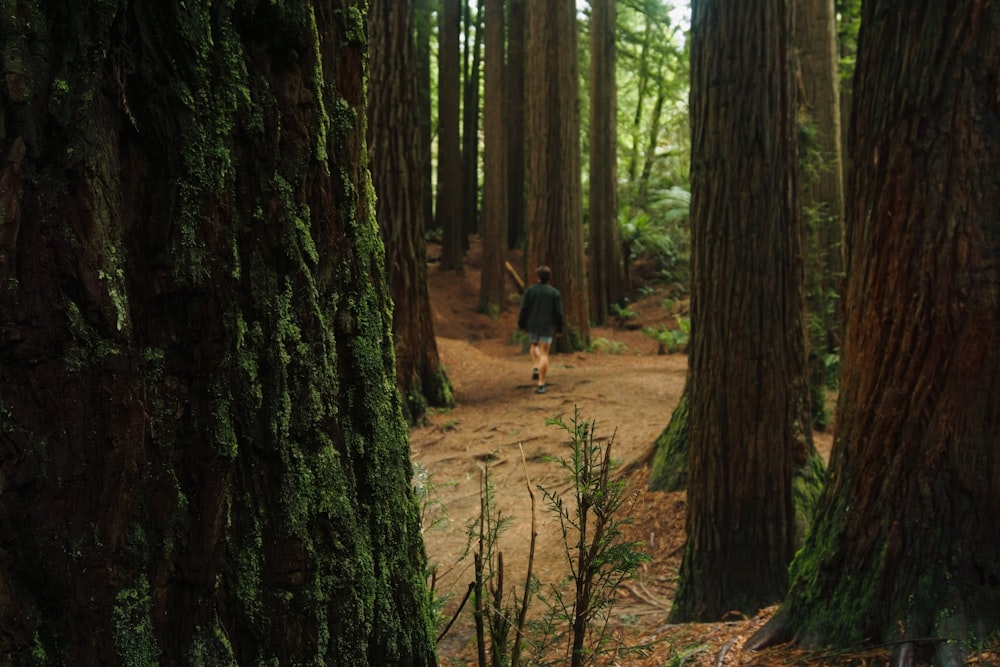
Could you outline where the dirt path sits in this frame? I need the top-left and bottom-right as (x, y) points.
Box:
(411, 246), (695, 662)
(412, 243), (835, 665)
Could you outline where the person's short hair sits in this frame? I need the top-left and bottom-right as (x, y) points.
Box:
(536, 266), (552, 283)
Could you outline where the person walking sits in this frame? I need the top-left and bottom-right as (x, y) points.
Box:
(517, 266), (564, 394)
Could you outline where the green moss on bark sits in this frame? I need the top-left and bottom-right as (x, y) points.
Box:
(648, 385), (689, 492)
(780, 493), (881, 646)
(792, 447), (826, 543)
(1, 2), (437, 665)
(113, 577), (160, 666)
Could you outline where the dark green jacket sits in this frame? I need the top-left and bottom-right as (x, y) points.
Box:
(517, 283), (564, 338)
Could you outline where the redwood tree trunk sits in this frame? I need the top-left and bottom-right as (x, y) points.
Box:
(670, 0), (808, 622)
(479, 0), (507, 315)
(587, 0), (625, 325)
(415, 0), (435, 245)
(461, 0), (483, 247)
(0, 3), (436, 664)
(369, 0), (455, 424)
(525, 0), (589, 352)
(505, 0), (527, 251)
(437, 0), (464, 271)
(751, 3), (1000, 663)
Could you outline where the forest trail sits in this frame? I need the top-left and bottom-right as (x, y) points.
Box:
(411, 239), (839, 666)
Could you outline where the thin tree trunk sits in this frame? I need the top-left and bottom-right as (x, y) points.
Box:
(637, 87), (666, 209)
(797, 0), (845, 430)
(479, 0), (507, 315)
(415, 0), (435, 238)
(461, 0), (484, 248)
(506, 0), (527, 251)
(797, 0), (844, 289)
(438, 0), (464, 271)
(626, 16), (653, 189)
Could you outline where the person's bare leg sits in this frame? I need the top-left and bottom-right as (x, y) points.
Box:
(530, 342), (541, 379)
(536, 340), (551, 388)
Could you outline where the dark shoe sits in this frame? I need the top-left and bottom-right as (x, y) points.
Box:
(536, 385), (547, 394)
(532, 368), (539, 381)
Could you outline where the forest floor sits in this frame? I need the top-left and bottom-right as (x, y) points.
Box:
(409, 238), (903, 666)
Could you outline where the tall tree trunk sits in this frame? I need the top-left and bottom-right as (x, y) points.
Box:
(797, 0), (845, 430)
(505, 0), (527, 251)
(670, 0), (809, 622)
(479, 0), (507, 315)
(437, 0), (464, 271)
(626, 15), (653, 190)
(370, 0), (456, 425)
(461, 0), (484, 248)
(835, 0), (861, 202)
(525, 0), (589, 352)
(750, 3), (1000, 663)
(587, 0), (625, 325)
(415, 0), (435, 241)
(0, 3), (437, 665)
(797, 0), (845, 290)
(637, 86), (666, 209)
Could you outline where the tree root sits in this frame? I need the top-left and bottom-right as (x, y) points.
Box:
(889, 634), (968, 667)
(890, 594), (975, 667)
(743, 605), (792, 652)
(715, 638), (737, 667)
(745, 599), (978, 667)
(621, 579), (673, 612)
(891, 641), (916, 667)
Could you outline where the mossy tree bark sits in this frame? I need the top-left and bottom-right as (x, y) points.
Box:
(525, 0), (590, 352)
(649, 381), (823, 543)
(648, 383), (690, 493)
(369, 0), (455, 425)
(0, 2), (436, 665)
(670, 0), (812, 622)
(749, 3), (1000, 663)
